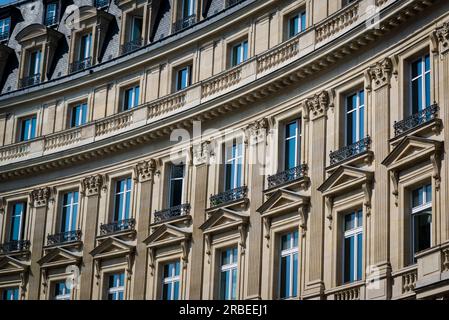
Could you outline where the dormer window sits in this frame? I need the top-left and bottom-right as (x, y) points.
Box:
(19, 48), (42, 88)
(0, 17), (10, 42)
(95, 0), (110, 9)
(71, 32), (92, 73)
(173, 0), (197, 33)
(44, 2), (59, 27)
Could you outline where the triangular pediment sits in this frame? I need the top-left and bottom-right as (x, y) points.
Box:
(200, 208), (249, 233)
(382, 136), (443, 171)
(318, 165), (373, 197)
(257, 189), (309, 216)
(90, 237), (134, 259)
(37, 248), (81, 267)
(0, 256), (29, 275)
(144, 224), (191, 247)
(16, 24), (63, 44)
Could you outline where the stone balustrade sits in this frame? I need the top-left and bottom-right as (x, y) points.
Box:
(201, 66), (242, 98)
(44, 128), (82, 151)
(147, 91), (187, 119)
(328, 282), (364, 300)
(315, 2), (359, 43)
(257, 36), (300, 73)
(0, 142), (31, 163)
(95, 111), (134, 136)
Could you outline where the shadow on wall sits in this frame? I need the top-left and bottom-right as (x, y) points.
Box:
(151, 0), (171, 42)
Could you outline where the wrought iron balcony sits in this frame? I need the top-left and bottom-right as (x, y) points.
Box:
(154, 203), (191, 223)
(70, 57), (92, 73)
(0, 240), (31, 253)
(225, 0), (244, 9)
(120, 38), (143, 55)
(100, 218), (135, 235)
(210, 186), (247, 207)
(394, 104), (439, 137)
(44, 15), (58, 27)
(0, 30), (9, 42)
(95, 0), (109, 8)
(330, 136), (371, 166)
(172, 14), (196, 33)
(47, 230), (82, 246)
(19, 73), (41, 88)
(267, 164), (308, 189)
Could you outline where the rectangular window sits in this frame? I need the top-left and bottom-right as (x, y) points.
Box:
(343, 210), (363, 284)
(176, 66), (192, 91)
(279, 231), (299, 299)
(70, 103), (88, 127)
(0, 17), (11, 40)
(130, 16), (143, 41)
(411, 54), (431, 114)
(29, 50), (42, 76)
(162, 261), (181, 300)
(45, 2), (58, 25)
(123, 85), (140, 111)
(19, 116), (37, 142)
(284, 120), (301, 170)
(224, 139), (243, 191)
(107, 273), (125, 300)
(169, 164), (184, 208)
(288, 11), (306, 38)
(9, 202), (26, 241)
(1, 287), (19, 301)
(61, 191), (79, 233)
(345, 90), (365, 146)
(231, 40), (248, 67)
(53, 281), (71, 300)
(411, 184), (432, 259)
(113, 178), (132, 222)
(219, 247), (238, 300)
(182, 0), (195, 18)
(79, 33), (92, 60)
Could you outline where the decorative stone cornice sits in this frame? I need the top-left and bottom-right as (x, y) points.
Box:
(368, 57), (393, 90)
(134, 159), (156, 182)
(81, 174), (104, 196)
(244, 118), (269, 145)
(435, 22), (449, 56)
(193, 141), (213, 166)
(29, 187), (51, 208)
(305, 91), (330, 121)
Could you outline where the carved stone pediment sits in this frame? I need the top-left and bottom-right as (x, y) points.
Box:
(89, 237), (135, 260)
(144, 224), (191, 248)
(257, 189), (309, 217)
(0, 256), (29, 276)
(318, 165), (374, 198)
(200, 208), (249, 235)
(65, 6), (114, 30)
(382, 136), (443, 172)
(37, 247), (82, 269)
(16, 24), (63, 45)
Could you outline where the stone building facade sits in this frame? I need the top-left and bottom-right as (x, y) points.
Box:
(0, 0), (448, 300)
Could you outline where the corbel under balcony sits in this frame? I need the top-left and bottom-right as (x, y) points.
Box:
(44, 230), (83, 250)
(264, 163), (310, 196)
(151, 203), (192, 227)
(327, 136), (373, 173)
(207, 186), (249, 213)
(97, 218), (137, 241)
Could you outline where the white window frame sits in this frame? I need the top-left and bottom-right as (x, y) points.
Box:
(182, 0), (195, 18)
(79, 33), (92, 60)
(162, 261), (181, 300)
(46, 2), (58, 21)
(123, 85), (140, 110)
(54, 281), (71, 300)
(28, 49), (41, 76)
(410, 184), (432, 259)
(61, 191), (79, 232)
(19, 115), (37, 142)
(287, 10), (306, 38)
(10, 202), (26, 241)
(107, 273), (125, 300)
(168, 163), (185, 208)
(279, 231), (299, 299)
(224, 139), (243, 190)
(219, 247), (238, 300)
(231, 40), (248, 67)
(113, 177), (132, 221)
(130, 16), (143, 41)
(70, 103), (88, 127)
(342, 210), (363, 283)
(344, 90), (365, 146)
(410, 54), (431, 114)
(0, 17), (11, 35)
(176, 65), (191, 91)
(283, 119), (301, 170)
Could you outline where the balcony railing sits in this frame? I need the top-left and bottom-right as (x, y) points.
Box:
(210, 186), (247, 207)
(0, 30), (10, 42)
(393, 104), (439, 137)
(70, 57), (92, 73)
(19, 74), (41, 88)
(154, 204), (191, 223)
(120, 38), (143, 55)
(100, 218), (135, 235)
(267, 164), (308, 189)
(330, 136), (371, 166)
(95, 0), (109, 8)
(47, 230), (82, 246)
(172, 14), (196, 33)
(0, 240), (31, 253)
(225, 0), (244, 8)
(44, 15), (58, 27)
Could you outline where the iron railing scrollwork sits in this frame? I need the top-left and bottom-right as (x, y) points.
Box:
(70, 57), (92, 73)
(47, 230), (82, 246)
(172, 14), (196, 33)
(120, 38), (143, 55)
(19, 74), (41, 88)
(330, 136), (371, 166)
(210, 186), (247, 207)
(0, 240), (31, 253)
(267, 164), (308, 188)
(394, 104), (439, 137)
(154, 203), (191, 223)
(100, 218), (135, 235)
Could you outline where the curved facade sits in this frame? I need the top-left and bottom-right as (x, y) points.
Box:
(0, 0), (449, 300)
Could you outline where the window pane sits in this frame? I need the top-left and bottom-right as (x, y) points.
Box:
(425, 184), (432, 203)
(412, 188), (423, 208)
(280, 256), (288, 298)
(357, 233), (363, 281)
(344, 236), (355, 283)
(220, 270), (229, 299)
(292, 252), (298, 297)
(344, 213), (355, 231)
(413, 212), (431, 254)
